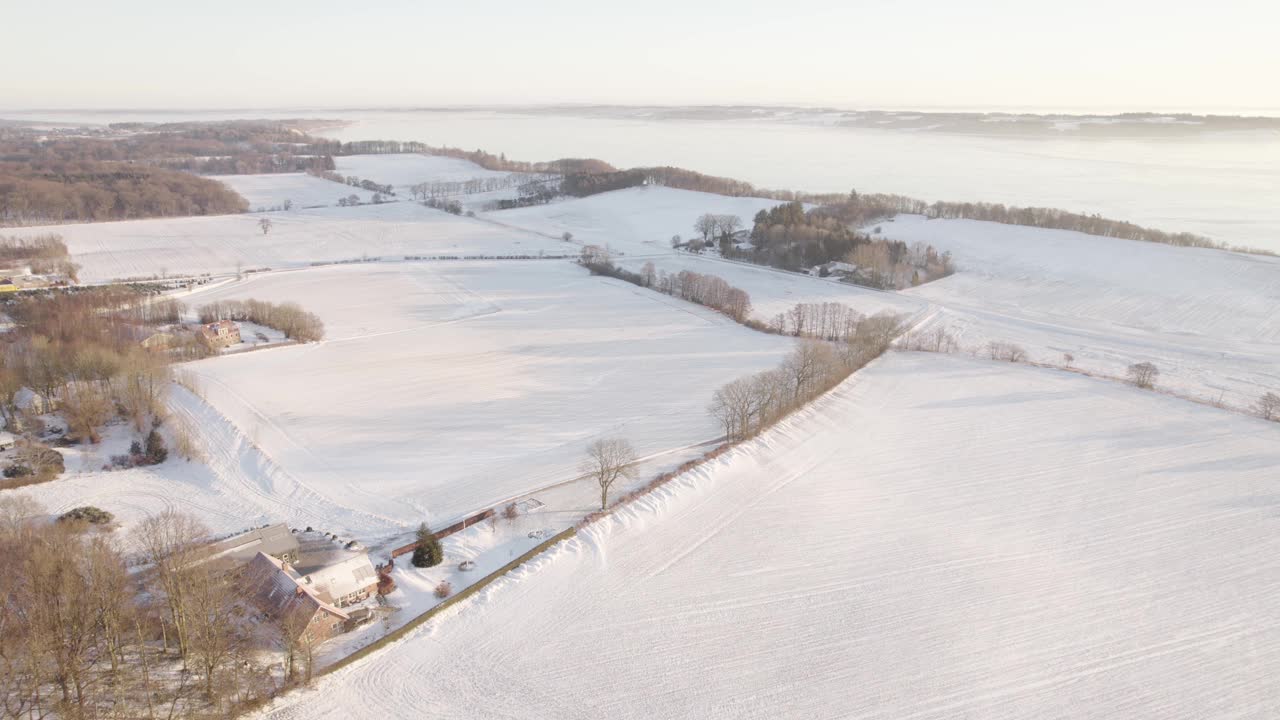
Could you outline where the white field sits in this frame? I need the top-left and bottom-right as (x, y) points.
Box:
(879, 215), (1280, 406)
(334, 153), (517, 192)
(29, 202), (563, 282)
(486, 185), (923, 320)
(21, 386), (388, 539)
(179, 261), (793, 538)
(211, 173), (371, 211)
(484, 187), (1280, 405)
(255, 352), (1280, 720)
(334, 154), (542, 212)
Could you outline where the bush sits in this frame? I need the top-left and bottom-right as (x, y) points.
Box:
(987, 341), (1028, 363)
(3, 464), (33, 479)
(58, 506), (114, 525)
(411, 522), (443, 568)
(8, 443), (64, 485)
(1127, 362), (1159, 390)
(502, 502), (520, 520)
(434, 581), (453, 599)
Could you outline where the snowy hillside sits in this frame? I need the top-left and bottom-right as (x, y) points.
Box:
(335, 154), (515, 190)
(180, 261), (794, 537)
(486, 184), (782, 256)
(878, 215), (1280, 406)
(254, 352), (1280, 720)
(40, 202), (563, 282)
(211, 172), (371, 210)
(485, 185), (921, 320)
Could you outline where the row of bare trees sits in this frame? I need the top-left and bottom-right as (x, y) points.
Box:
(692, 214), (743, 244)
(763, 302), (903, 342)
(0, 501), (300, 720)
(580, 251), (753, 324)
(710, 319), (903, 442)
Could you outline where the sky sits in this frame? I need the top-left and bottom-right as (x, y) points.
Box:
(4, 0), (1278, 113)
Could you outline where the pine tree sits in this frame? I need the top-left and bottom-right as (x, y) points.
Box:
(144, 428), (168, 465)
(411, 522), (443, 568)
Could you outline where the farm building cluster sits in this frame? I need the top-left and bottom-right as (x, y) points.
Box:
(209, 524), (385, 644)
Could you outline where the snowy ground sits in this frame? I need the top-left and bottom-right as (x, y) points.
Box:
(177, 261), (792, 541)
(253, 352), (1280, 720)
(210, 173), (372, 211)
(333, 154), (553, 213)
(20, 385), (392, 539)
(878, 215), (1280, 407)
(334, 154), (516, 190)
(27, 202), (562, 283)
(485, 185), (921, 321)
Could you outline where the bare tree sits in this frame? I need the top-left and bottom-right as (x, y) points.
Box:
(258, 217), (273, 235)
(0, 495), (44, 542)
(1062, 352), (1075, 369)
(183, 561), (242, 696)
(1127, 362), (1159, 390)
(581, 438), (637, 510)
(1255, 392), (1280, 421)
(133, 511), (210, 658)
(784, 340), (839, 402)
(715, 214), (742, 242)
(562, 231), (574, 243)
(986, 341), (1028, 363)
(640, 261), (657, 288)
(694, 214), (717, 243)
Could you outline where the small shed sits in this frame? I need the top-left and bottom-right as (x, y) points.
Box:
(0, 432), (16, 451)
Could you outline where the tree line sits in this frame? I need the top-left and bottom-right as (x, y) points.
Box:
(197, 299), (325, 342)
(0, 161), (248, 226)
(580, 249), (752, 323)
(0, 233), (80, 280)
(709, 319), (902, 442)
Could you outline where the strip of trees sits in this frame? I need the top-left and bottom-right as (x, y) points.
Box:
(197, 299), (325, 342)
(0, 501), (305, 719)
(709, 320), (902, 442)
(580, 250), (752, 324)
(0, 233), (80, 279)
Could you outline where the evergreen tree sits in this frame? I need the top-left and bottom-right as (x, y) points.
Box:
(411, 522), (443, 568)
(144, 428), (168, 465)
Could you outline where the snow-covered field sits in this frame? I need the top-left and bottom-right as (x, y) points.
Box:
(21, 386), (389, 539)
(211, 173), (371, 211)
(178, 261), (792, 539)
(255, 352), (1280, 720)
(486, 185), (922, 320)
(335, 154), (515, 190)
(879, 215), (1280, 406)
(32, 202), (562, 282)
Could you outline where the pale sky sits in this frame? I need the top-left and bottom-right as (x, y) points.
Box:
(5, 0), (1278, 112)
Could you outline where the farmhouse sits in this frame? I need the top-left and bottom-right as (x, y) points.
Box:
(199, 319), (241, 348)
(243, 552), (350, 643)
(292, 535), (380, 608)
(207, 523), (300, 564)
(0, 432), (15, 451)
